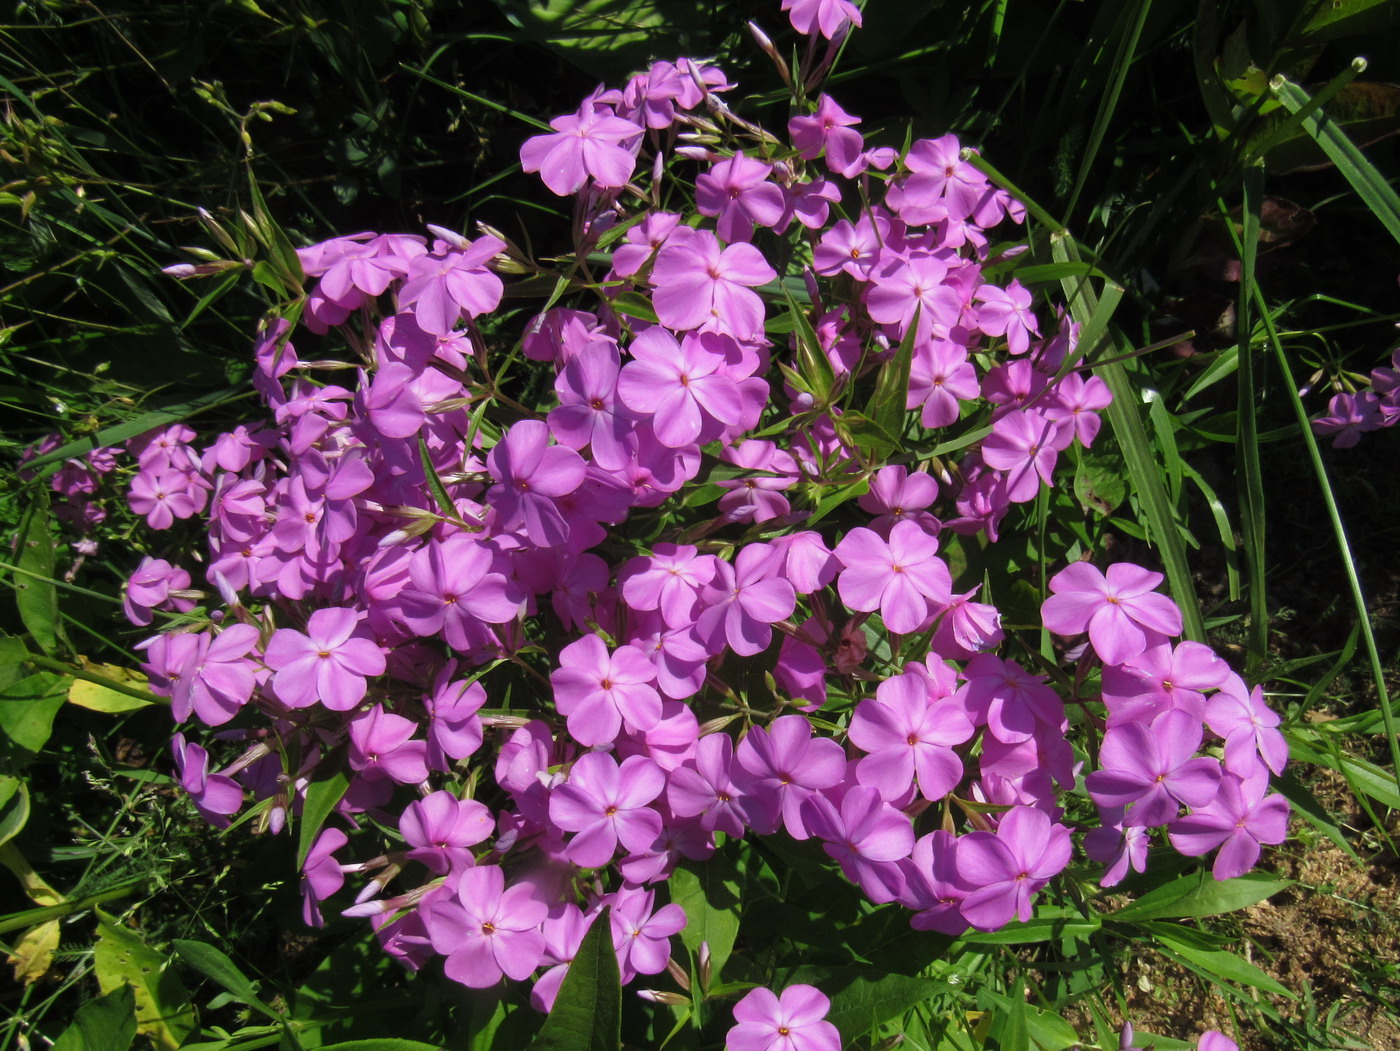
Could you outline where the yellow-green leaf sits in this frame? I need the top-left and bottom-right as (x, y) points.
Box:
(7, 918), (59, 984)
(68, 665), (155, 714)
(93, 911), (195, 1051)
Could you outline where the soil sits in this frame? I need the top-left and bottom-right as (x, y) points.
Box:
(1114, 767), (1400, 1050)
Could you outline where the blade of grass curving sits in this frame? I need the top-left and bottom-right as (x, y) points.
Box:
(1179, 463), (1240, 600)
(1271, 67), (1400, 245)
(399, 63), (553, 131)
(24, 386), (254, 475)
(1231, 168), (1270, 677)
(1061, 0), (1153, 224)
(1249, 278), (1400, 796)
(1052, 236), (1205, 641)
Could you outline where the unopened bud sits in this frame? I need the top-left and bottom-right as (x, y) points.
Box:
(698, 942), (712, 992)
(747, 22), (791, 86)
(665, 956), (692, 992)
(426, 223), (470, 250)
(636, 990), (691, 1006)
(698, 714), (741, 737)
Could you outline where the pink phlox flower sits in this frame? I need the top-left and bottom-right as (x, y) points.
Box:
(314, 231), (425, 307)
(1043, 371), (1112, 447)
(519, 102), (643, 196)
(774, 626), (827, 710)
(858, 464), (940, 538)
(768, 531), (839, 595)
(1083, 809), (1150, 887)
(550, 551), (612, 633)
(783, 177), (843, 231)
(956, 805), (1072, 930)
(849, 671), (974, 801)
(616, 802), (714, 884)
(649, 230), (776, 339)
(1100, 638), (1228, 727)
(300, 826), (349, 927)
(171, 732), (243, 828)
(123, 556), (195, 627)
(980, 408), (1072, 504)
(606, 883), (687, 983)
(614, 696), (702, 773)
(1041, 561), (1184, 666)
(982, 359), (1051, 417)
(349, 705), (430, 785)
(422, 864), (548, 987)
(129, 424), (197, 472)
(955, 654), (1062, 744)
(425, 672), (487, 769)
(803, 786), (913, 904)
(1205, 675), (1287, 776)
(355, 361), (426, 440)
(617, 328), (746, 448)
(899, 830), (973, 935)
(551, 633), (662, 746)
(1197, 1032), (1241, 1051)
(1312, 391), (1382, 448)
(547, 338), (638, 471)
(521, 306), (616, 364)
(834, 519), (952, 635)
(619, 543), (718, 627)
(930, 588), (1005, 660)
(128, 466), (209, 531)
(726, 983), (841, 1051)
(696, 154), (787, 243)
(486, 419), (588, 548)
(666, 732), (750, 837)
(717, 440), (799, 523)
(789, 93), (861, 158)
(733, 715), (846, 838)
(1169, 769), (1289, 881)
(694, 543), (797, 657)
(902, 134), (989, 221)
(628, 619), (711, 701)
(611, 211), (683, 278)
(396, 234), (506, 337)
(1085, 709), (1222, 827)
(781, 0), (862, 38)
(401, 790), (493, 874)
(865, 255), (961, 345)
(264, 607), (386, 711)
(171, 622), (261, 726)
(398, 534), (526, 652)
(548, 751), (665, 869)
(620, 58), (731, 129)
(814, 213), (888, 281)
(908, 338), (979, 428)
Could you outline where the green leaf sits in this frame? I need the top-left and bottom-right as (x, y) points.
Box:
(1072, 446), (1128, 515)
(1272, 71), (1400, 245)
(783, 287), (836, 404)
(0, 672), (70, 765)
(1109, 871), (1293, 923)
(0, 777), (30, 848)
(669, 854), (741, 979)
(1150, 924), (1295, 997)
(13, 493), (59, 655)
(960, 907), (1100, 945)
(865, 309), (917, 440)
(317, 1043), (446, 1051)
(173, 939), (279, 1020)
(1300, 0), (1400, 43)
(52, 984), (137, 1051)
(296, 768), (350, 869)
(610, 291), (659, 324)
(93, 911), (195, 1051)
(527, 907), (621, 1051)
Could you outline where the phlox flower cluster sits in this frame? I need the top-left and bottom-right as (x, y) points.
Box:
(112, 5), (1291, 1022)
(1310, 346), (1400, 447)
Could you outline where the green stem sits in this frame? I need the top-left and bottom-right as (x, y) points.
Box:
(0, 880), (142, 936)
(21, 652), (167, 705)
